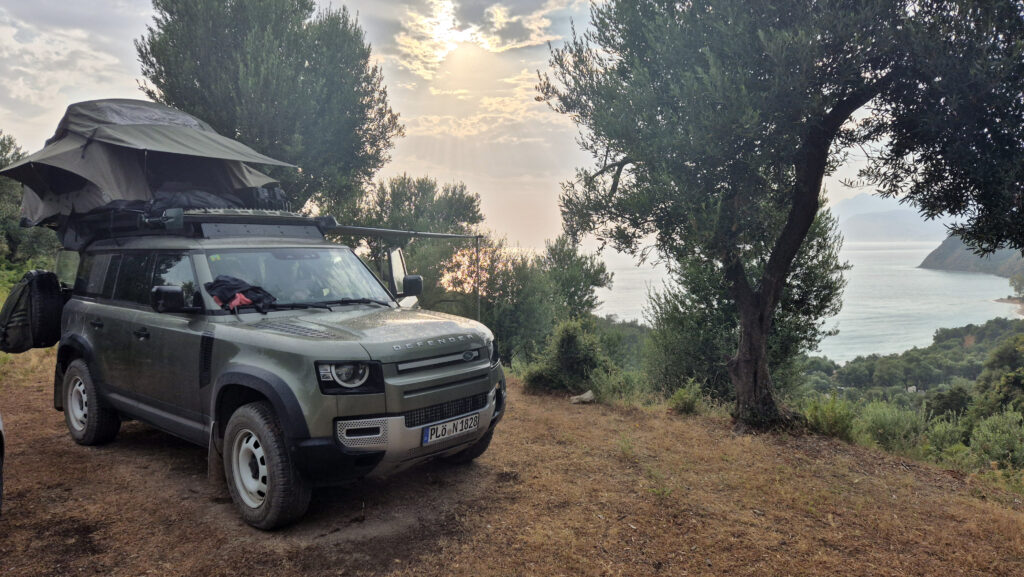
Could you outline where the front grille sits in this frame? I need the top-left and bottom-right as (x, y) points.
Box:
(403, 393), (488, 428)
(396, 349), (483, 373)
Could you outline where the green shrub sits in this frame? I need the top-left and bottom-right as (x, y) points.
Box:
(523, 319), (613, 395)
(590, 369), (657, 405)
(802, 394), (856, 442)
(853, 401), (927, 455)
(938, 443), (976, 472)
(668, 380), (703, 415)
(969, 411), (1024, 469)
(924, 414), (967, 459)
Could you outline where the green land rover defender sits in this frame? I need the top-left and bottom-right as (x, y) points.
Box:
(53, 210), (505, 529)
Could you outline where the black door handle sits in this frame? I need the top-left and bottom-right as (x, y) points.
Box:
(89, 319), (104, 329)
(133, 328), (150, 340)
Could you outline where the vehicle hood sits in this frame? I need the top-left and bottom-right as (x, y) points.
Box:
(237, 306), (491, 362)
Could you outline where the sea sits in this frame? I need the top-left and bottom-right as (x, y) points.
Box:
(593, 242), (1021, 363)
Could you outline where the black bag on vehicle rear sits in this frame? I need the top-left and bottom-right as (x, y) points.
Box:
(0, 270), (63, 353)
(234, 185), (289, 211)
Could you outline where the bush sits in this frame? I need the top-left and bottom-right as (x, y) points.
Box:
(667, 380), (703, 415)
(802, 394), (856, 442)
(590, 369), (656, 405)
(938, 442), (976, 472)
(924, 414), (967, 459)
(853, 401), (927, 455)
(970, 411), (1024, 469)
(523, 319), (613, 395)
(925, 384), (972, 417)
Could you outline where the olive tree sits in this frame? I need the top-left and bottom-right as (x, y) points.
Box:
(137, 0), (403, 212)
(541, 0), (1024, 428)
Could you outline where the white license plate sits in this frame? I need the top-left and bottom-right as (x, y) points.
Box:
(421, 413), (480, 446)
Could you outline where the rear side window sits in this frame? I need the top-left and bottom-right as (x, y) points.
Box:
(112, 253), (154, 305)
(153, 254), (199, 306)
(74, 254), (122, 299)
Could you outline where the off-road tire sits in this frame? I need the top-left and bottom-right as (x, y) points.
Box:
(442, 429), (494, 465)
(223, 401), (311, 530)
(29, 271), (62, 348)
(63, 360), (120, 445)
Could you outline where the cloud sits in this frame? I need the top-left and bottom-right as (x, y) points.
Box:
(0, 2), (150, 149)
(394, 0), (581, 80)
(428, 86), (474, 99)
(0, 14), (143, 149)
(405, 68), (570, 142)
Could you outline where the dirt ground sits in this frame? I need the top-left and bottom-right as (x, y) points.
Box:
(2, 349), (1024, 577)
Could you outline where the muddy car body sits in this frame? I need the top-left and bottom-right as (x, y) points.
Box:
(53, 211), (505, 528)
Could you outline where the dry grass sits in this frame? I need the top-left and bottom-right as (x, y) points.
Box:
(1, 350), (1023, 576)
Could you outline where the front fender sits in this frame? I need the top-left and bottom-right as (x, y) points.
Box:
(212, 366), (311, 443)
(54, 335), (98, 411)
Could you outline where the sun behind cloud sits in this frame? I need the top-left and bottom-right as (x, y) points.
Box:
(394, 0), (565, 80)
(395, 0), (471, 79)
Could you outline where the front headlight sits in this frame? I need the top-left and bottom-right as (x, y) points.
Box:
(315, 361), (380, 394)
(329, 363), (370, 387)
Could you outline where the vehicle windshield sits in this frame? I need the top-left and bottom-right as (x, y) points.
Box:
(205, 248), (393, 306)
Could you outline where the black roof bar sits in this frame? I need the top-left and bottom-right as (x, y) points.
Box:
(324, 224), (483, 240)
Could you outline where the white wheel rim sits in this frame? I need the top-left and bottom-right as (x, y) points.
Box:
(231, 428), (268, 509)
(67, 377), (88, 431)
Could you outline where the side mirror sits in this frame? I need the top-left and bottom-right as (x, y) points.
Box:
(401, 275), (423, 298)
(387, 247), (408, 295)
(151, 286), (187, 313)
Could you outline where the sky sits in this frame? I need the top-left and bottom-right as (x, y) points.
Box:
(0, 0), (871, 251)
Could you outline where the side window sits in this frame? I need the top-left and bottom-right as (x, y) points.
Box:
(102, 255), (122, 299)
(153, 254), (199, 307)
(74, 253), (121, 299)
(112, 253), (154, 305)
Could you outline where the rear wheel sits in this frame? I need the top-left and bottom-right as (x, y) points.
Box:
(63, 360), (120, 445)
(223, 402), (310, 530)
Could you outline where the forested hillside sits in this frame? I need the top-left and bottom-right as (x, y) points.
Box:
(919, 236), (1024, 278)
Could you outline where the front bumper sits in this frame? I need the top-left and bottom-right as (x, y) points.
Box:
(294, 373), (506, 484)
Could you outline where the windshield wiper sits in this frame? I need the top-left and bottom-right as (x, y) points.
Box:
(318, 297), (392, 308)
(270, 302), (332, 310)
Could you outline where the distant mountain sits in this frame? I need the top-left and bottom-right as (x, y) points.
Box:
(829, 193), (906, 221)
(919, 236), (1024, 278)
(839, 209), (948, 242)
(829, 193), (949, 242)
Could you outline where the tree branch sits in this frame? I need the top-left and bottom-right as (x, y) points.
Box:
(760, 73), (894, 314)
(587, 157), (633, 182)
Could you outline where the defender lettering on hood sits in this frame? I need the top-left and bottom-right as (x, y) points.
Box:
(392, 334), (474, 351)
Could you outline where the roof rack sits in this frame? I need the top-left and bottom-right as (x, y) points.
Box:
(64, 208), (336, 246)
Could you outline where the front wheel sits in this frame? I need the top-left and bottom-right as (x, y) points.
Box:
(63, 360), (120, 445)
(223, 402), (310, 530)
(441, 429), (494, 465)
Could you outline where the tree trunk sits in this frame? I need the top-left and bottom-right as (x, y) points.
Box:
(722, 86), (885, 430)
(728, 301), (789, 430)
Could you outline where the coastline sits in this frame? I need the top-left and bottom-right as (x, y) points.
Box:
(995, 297), (1024, 317)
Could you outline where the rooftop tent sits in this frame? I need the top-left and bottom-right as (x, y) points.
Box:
(0, 99), (294, 231)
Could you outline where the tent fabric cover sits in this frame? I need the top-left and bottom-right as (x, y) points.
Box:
(0, 99), (291, 229)
(46, 98), (215, 139)
(42, 98), (290, 166)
